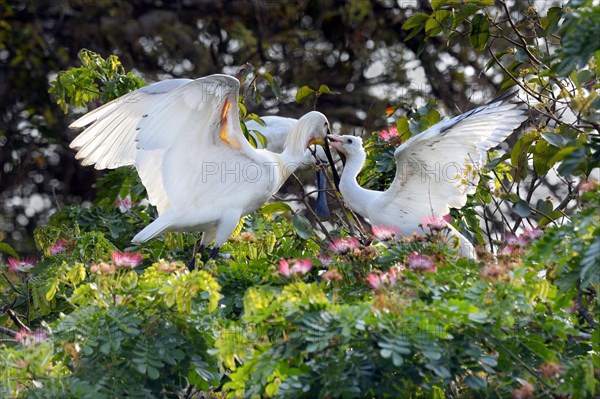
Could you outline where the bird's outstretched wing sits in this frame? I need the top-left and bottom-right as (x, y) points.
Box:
(70, 75), (261, 214)
(374, 91), (528, 229)
(69, 79), (192, 169)
(134, 74), (263, 213)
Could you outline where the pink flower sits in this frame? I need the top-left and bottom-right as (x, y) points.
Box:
(367, 273), (383, 289)
(522, 228), (543, 241)
(115, 195), (133, 212)
(367, 266), (399, 289)
(291, 259), (313, 275)
(111, 251), (142, 268)
(49, 239), (68, 255)
(407, 252), (436, 273)
(278, 259), (291, 277)
(379, 126), (399, 142)
(506, 232), (530, 248)
(328, 237), (360, 254)
(7, 257), (36, 273)
(15, 329), (48, 346)
(372, 226), (400, 241)
(499, 245), (516, 257)
(278, 258), (313, 277)
(317, 254), (332, 267)
(422, 215), (450, 231)
(578, 179), (597, 193)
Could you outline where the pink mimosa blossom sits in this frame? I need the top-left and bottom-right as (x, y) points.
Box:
(278, 258), (313, 277)
(372, 226), (400, 241)
(15, 329), (48, 346)
(111, 251), (142, 268)
(407, 252), (436, 273)
(115, 195), (134, 212)
(522, 227), (543, 241)
(422, 214), (450, 230)
(379, 126), (399, 142)
(49, 239), (68, 255)
(7, 257), (36, 273)
(316, 254), (332, 267)
(328, 237), (360, 254)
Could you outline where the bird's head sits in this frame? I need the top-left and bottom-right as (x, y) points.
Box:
(300, 111), (330, 147)
(326, 134), (364, 158)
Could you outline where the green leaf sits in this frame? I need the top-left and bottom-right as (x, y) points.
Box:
(540, 7), (563, 37)
(318, 84), (333, 95)
(425, 11), (452, 36)
(45, 278), (59, 301)
(262, 72), (282, 99)
(402, 13), (429, 31)
(466, 0), (494, 5)
(295, 86), (315, 103)
(452, 4), (480, 28)
(396, 117), (412, 141)
(292, 214), (313, 239)
(465, 374), (487, 390)
(469, 14), (490, 51)
(513, 200), (532, 218)
(541, 132), (567, 147)
(259, 202), (293, 215)
(0, 242), (19, 258)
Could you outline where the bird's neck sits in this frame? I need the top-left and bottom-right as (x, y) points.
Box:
(279, 126), (314, 179)
(339, 151), (380, 216)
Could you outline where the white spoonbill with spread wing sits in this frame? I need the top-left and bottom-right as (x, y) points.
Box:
(69, 74), (331, 255)
(328, 91), (528, 258)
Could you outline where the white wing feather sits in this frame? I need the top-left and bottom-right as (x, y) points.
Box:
(69, 79), (192, 169)
(246, 116), (297, 152)
(371, 92), (528, 231)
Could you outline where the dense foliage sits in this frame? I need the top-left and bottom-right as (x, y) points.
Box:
(1, 0), (599, 398)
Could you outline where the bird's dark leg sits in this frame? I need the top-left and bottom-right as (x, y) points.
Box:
(209, 246), (220, 260)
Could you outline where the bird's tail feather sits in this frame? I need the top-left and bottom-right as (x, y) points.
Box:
(132, 217), (172, 243)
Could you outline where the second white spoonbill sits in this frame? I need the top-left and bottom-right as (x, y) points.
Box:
(327, 90), (528, 258)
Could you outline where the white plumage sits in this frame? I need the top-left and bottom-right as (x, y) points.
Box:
(328, 91), (528, 258)
(70, 75), (330, 250)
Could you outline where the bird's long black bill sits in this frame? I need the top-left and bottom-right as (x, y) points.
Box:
(324, 135), (341, 191)
(314, 170), (330, 218)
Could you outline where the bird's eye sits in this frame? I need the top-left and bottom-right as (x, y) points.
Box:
(346, 138), (353, 144)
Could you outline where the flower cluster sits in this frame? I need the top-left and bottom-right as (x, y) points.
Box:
(90, 262), (116, 275)
(15, 329), (48, 346)
(7, 257), (36, 273)
(111, 251), (142, 268)
(278, 258), (313, 277)
(328, 237), (360, 255)
(421, 215), (450, 232)
(372, 225), (399, 242)
(379, 126), (399, 142)
(48, 238), (68, 255)
(511, 382), (534, 399)
(367, 265), (403, 289)
(538, 361), (563, 379)
(90, 251), (143, 274)
(115, 195), (134, 212)
(499, 228), (543, 256)
(406, 252), (436, 273)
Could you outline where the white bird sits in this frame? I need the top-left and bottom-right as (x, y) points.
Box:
(69, 74), (331, 256)
(327, 91), (528, 258)
(246, 116), (333, 217)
